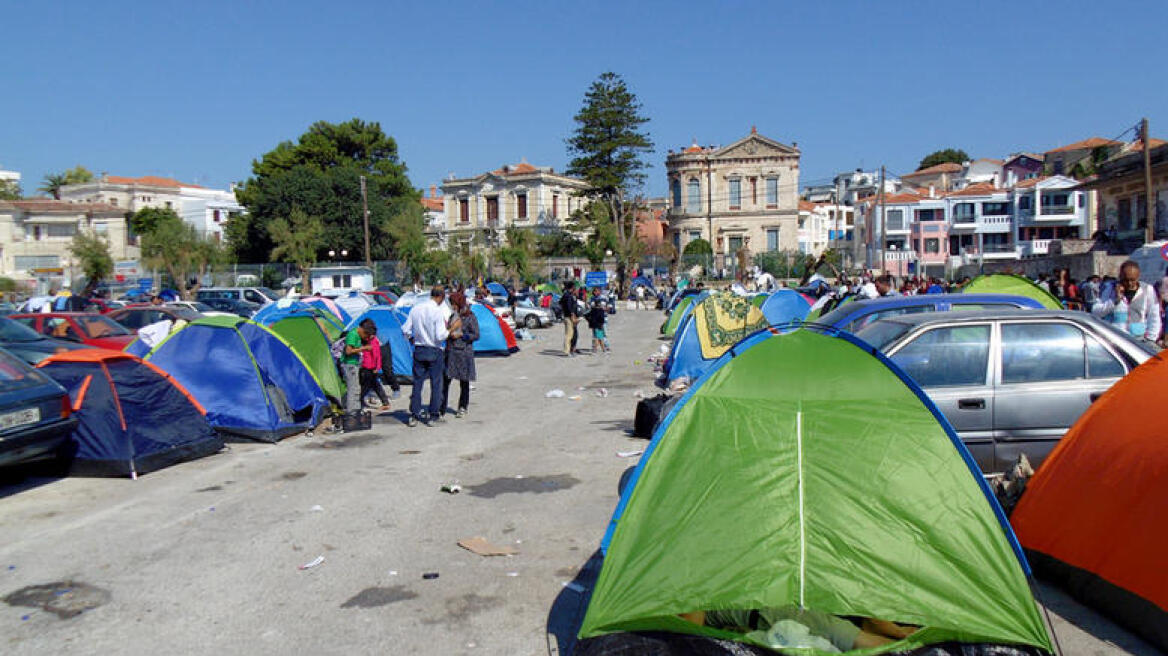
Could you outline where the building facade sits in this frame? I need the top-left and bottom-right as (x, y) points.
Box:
(0, 200), (138, 292)
(1081, 142), (1168, 240)
(665, 128), (801, 262)
(57, 174), (243, 242)
(436, 162), (590, 252)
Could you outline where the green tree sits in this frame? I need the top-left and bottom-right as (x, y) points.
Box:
(0, 277), (16, 293)
(382, 197), (429, 285)
(0, 179), (21, 200)
(536, 229), (584, 257)
(917, 149), (970, 170)
(68, 230), (114, 295)
(566, 71), (653, 293)
(497, 228), (535, 286)
(683, 238), (712, 255)
(234, 119), (416, 262)
(140, 213), (224, 300)
(63, 165), (94, 185)
(268, 207), (325, 292)
(38, 173), (67, 199)
(129, 206), (180, 235)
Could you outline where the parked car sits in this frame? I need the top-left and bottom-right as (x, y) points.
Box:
(107, 306), (203, 332)
(0, 302), (15, 316)
(855, 309), (1158, 473)
(196, 287), (280, 305)
(80, 298), (126, 314)
(480, 296), (516, 328)
(165, 301), (234, 317)
(0, 347), (76, 468)
(0, 317), (90, 365)
(199, 297), (261, 318)
(813, 293), (1047, 333)
(10, 312), (137, 350)
(366, 290), (398, 306)
(512, 296), (556, 329)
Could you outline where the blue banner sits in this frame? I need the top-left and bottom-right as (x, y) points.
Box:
(585, 271), (608, 288)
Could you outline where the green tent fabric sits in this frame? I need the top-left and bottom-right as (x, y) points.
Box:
(266, 314), (346, 404)
(661, 296), (697, 337)
(962, 274), (1061, 310)
(581, 329), (1052, 654)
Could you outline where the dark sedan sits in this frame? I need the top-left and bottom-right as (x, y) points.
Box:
(0, 316), (90, 365)
(0, 347), (76, 468)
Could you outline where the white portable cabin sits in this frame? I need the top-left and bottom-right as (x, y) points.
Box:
(309, 266), (374, 294)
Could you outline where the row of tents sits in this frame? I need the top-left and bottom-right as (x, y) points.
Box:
(31, 296), (520, 479)
(575, 276), (1164, 653)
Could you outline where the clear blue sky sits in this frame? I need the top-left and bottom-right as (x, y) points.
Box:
(4, 0), (1166, 197)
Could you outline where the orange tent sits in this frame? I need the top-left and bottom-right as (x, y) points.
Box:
(1012, 352), (1168, 651)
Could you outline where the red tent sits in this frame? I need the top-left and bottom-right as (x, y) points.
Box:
(1012, 353), (1168, 651)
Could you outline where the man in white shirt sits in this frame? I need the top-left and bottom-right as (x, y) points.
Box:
(402, 286), (452, 426)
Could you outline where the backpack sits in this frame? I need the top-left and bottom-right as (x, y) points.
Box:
(330, 330), (350, 361)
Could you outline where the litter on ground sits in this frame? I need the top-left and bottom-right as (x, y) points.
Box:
(298, 556), (325, 570)
(545, 389), (565, 398)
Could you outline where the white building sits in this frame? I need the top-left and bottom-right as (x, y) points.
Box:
(58, 174), (242, 242)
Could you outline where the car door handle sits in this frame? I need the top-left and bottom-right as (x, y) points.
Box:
(958, 398), (986, 410)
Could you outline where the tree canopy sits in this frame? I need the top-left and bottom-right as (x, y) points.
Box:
(0, 179), (21, 200)
(268, 207), (325, 292)
(129, 206), (179, 236)
(683, 238), (712, 256)
(232, 119), (416, 263)
(917, 149), (969, 170)
(68, 230), (113, 295)
(38, 165), (93, 199)
(139, 212), (224, 300)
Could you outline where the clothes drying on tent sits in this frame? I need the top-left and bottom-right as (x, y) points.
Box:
(140, 315), (328, 441)
(265, 312), (347, 404)
(37, 350), (223, 477)
(582, 327), (1052, 654)
(470, 302), (518, 355)
(303, 296), (351, 324)
(962, 274), (1062, 310)
(1011, 353), (1168, 651)
(346, 307), (414, 382)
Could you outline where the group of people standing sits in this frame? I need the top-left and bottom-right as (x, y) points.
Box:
(338, 285), (480, 428)
(560, 281), (612, 357)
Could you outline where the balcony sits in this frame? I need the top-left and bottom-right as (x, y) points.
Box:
(883, 251), (915, 261)
(1040, 205), (1075, 215)
(1017, 209), (1084, 226)
(1019, 239), (1051, 256)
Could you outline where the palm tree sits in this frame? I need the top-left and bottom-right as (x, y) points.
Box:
(38, 173), (68, 199)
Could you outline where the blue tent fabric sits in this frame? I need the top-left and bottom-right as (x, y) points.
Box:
(759, 288), (812, 324)
(629, 276), (655, 291)
(603, 325), (1029, 568)
(38, 353), (223, 477)
(346, 307), (413, 380)
(485, 282), (508, 297)
(143, 318), (328, 441)
(470, 303), (514, 355)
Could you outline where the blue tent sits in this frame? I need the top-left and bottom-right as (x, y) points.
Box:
(37, 350), (223, 477)
(470, 302), (518, 355)
(141, 316), (329, 441)
(346, 307), (413, 381)
(629, 276), (655, 292)
(485, 282), (508, 297)
(304, 297), (351, 324)
(253, 300), (344, 333)
(664, 290), (812, 385)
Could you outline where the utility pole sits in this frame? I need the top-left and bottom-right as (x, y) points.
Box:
(359, 175), (372, 270)
(877, 165), (886, 274)
(1142, 118), (1155, 244)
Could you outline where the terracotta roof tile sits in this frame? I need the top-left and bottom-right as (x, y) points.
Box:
(902, 162), (962, 177)
(3, 199), (123, 213)
(798, 200), (816, 212)
(1129, 138), (1167, 152)
(944, 183), (1002, 197)
(102, 175), (201, 188)
(1044, 137), (1121, 154)
(491, 162), (539, 176)
(1013, 176), (1049, 189)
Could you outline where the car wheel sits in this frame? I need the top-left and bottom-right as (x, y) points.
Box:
(525, 315), (539, 329)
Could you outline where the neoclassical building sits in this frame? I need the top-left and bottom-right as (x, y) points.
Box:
(435, 162), (590, 251)
(666, 128), (801, 261)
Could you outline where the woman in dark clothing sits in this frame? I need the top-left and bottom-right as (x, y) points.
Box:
(443, 291), (479, 418)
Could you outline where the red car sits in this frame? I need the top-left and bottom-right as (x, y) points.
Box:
(10, 312), (137, 350)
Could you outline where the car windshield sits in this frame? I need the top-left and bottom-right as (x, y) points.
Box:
(190, 302), (213, 312)
(0, 348), (45, 392)
(516, 298), (536, 308)
(0, 317), (47, 343)
(75, 315), (131, 338)
(172, 308), (202, 321)
(854, 320), (915, 351)
(258, 288), (279, 300)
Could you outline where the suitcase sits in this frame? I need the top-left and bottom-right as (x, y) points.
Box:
(633, 394), (672, 438)
(342, 410), (372, 433)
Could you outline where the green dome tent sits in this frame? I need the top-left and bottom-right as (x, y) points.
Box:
(962, 274), (1061, 310)
(581, 328), (1052, 654)
(661, 295), (698, 337)
(265, 313), (346, 406)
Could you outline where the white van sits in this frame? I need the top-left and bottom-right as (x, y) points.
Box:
(196, 287), (280, 305)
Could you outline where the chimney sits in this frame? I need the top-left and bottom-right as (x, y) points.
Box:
(750, 125), (757, 135)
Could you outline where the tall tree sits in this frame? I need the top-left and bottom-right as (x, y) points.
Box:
(234, 119), (416, 262)
(129, 206), (179, 235)
(38, 173), (68, 199)
(566, 72), (654, 292)
(268, 207), (325, 292)
(63, 165), (94, 185)
(917, 149), (970, 170)
(68, 230), (114, 295)
(139, 213), (224, 300)
(498, 227), (536, 286)
(381, 197), (430, 286)
(0, 179), (21, 200)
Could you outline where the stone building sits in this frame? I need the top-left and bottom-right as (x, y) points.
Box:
(665, 128), (801, 264)
(436, 162), (590, 252)
(58, 174), (242, 242)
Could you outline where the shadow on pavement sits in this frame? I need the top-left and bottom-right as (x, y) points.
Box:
(1034, 579), (1160, 655)
(0, 460), (66, 500)
(546, 548), (603, 656)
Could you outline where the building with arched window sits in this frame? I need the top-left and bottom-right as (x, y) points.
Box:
(665, 127), (800, 266)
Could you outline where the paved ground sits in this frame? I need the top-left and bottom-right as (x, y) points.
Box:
(0, 309), (1159, 655)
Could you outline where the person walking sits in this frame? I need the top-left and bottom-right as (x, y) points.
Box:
(586, 297), (609, 354)
(341, 319), (375, 417)
(402, 286), (450, 427)
(442, 291), (479, 418)
(1092, 260), (1162, 342)
(358, 320), (391, 412)
(561, 281), (579, 357)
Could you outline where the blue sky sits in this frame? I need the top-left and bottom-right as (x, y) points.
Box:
(3, 0), (1166, 197)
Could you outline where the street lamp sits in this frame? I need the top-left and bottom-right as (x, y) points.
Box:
(327, 249), (349, 264)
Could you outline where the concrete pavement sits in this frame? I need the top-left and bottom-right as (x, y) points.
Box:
(0, 308), (1157, 655)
